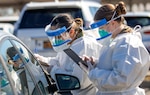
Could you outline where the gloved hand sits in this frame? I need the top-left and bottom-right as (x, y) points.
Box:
(82, 55), (96, 66)
(87, 61), (94, 71)
(34, 54), (44, 61)
(80, 55), (96, 74)
(34, 53), (48, 62)
(78, 61), (94, 74)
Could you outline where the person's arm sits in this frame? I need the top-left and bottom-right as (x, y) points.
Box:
(34, 53), (59, 66)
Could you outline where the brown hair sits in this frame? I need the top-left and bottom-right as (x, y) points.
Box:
(73, 18), (83, 38)
(50, 13), (83, 37)
(67, 18), (84, 45)
(50, 13), (73, 29)
(94, 1), (127, 23)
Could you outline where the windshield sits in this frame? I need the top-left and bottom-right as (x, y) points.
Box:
(125, 17), (150, 27)
(19, 8), (83, 28)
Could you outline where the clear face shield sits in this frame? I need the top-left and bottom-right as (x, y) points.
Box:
(45, 25), (72, 52)
(90, 10), (125, 39)
(90, 18), (112, 42)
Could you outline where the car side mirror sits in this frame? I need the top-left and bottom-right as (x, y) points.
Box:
(55, 74), (80, 91)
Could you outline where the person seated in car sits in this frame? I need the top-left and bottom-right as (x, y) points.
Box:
(6, 46), (23, 94)
(7, 47), (24, 71)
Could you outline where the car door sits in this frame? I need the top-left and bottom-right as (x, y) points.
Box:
(0, 37), (50, 95)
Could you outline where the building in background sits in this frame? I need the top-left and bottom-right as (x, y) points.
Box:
(0, 0), (150, 16)
(101, 0), (150, 12)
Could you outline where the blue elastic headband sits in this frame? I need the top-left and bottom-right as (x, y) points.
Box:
(12, 48), (23, 61)
(46, 26), (67, 36)
(12, 54), (20, 61)
(90, 18), (107, 29)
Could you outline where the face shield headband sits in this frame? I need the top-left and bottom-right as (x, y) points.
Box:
(90, 18), (111, 40)
(45, 24), (72, 47)
(12, 48), (23, 61)
(90, 18), (107, 29)
(90, 10), (124, 29)
(90, 11), (124, 39)
(13, 54), (20, 61)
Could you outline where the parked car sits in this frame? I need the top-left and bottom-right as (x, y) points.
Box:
(124, 12), (150, 53)
(0, 31), (80, 95)
(14, 1), (101, 57)
(0, 23), (14, 34)
(0, 16), (19, 25)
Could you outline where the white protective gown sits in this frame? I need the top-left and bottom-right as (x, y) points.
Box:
(88, 32), (150, 95)
(43, 36), (102, 95)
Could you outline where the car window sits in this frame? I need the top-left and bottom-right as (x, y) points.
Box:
(11, 40), (48, 95)
(0, 38), (48, 95)
(125, 17), (150, 27)
(19, 8), (83, 29)
(0, 39), (24, 95)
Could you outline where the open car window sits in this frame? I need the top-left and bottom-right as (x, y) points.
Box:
(0, 38), (48, 95)
(0, 39), (25, 95)
(11, 39), (48, 95)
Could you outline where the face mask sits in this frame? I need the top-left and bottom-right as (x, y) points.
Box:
(98, 29), (110, 38)
(54, 39), (65, 46)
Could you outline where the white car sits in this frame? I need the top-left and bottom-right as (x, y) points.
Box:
(0, 23), (14, 34)
(124, 12), (150, 53)
(0, 16), (19, 25)
(0, 31), (80, 95)
(14, 1), (101, 57)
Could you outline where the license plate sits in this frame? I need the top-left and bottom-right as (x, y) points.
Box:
(43, 41), (52, 48)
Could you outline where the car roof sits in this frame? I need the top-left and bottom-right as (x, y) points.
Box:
(0, 30), (14, 38)
(25, 1), (101, 9)
(0, 16), (19, 22)
(125, 12), (150, 17)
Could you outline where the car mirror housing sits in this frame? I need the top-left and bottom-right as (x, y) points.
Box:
(55, 74), (80, 91)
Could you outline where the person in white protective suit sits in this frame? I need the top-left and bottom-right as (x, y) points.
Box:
(81, 1), (150, 95)
(34, 13), (102, 95)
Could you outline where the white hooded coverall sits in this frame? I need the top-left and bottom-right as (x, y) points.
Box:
(40, 36), (102, 95)
(88, 32), (150, 95)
